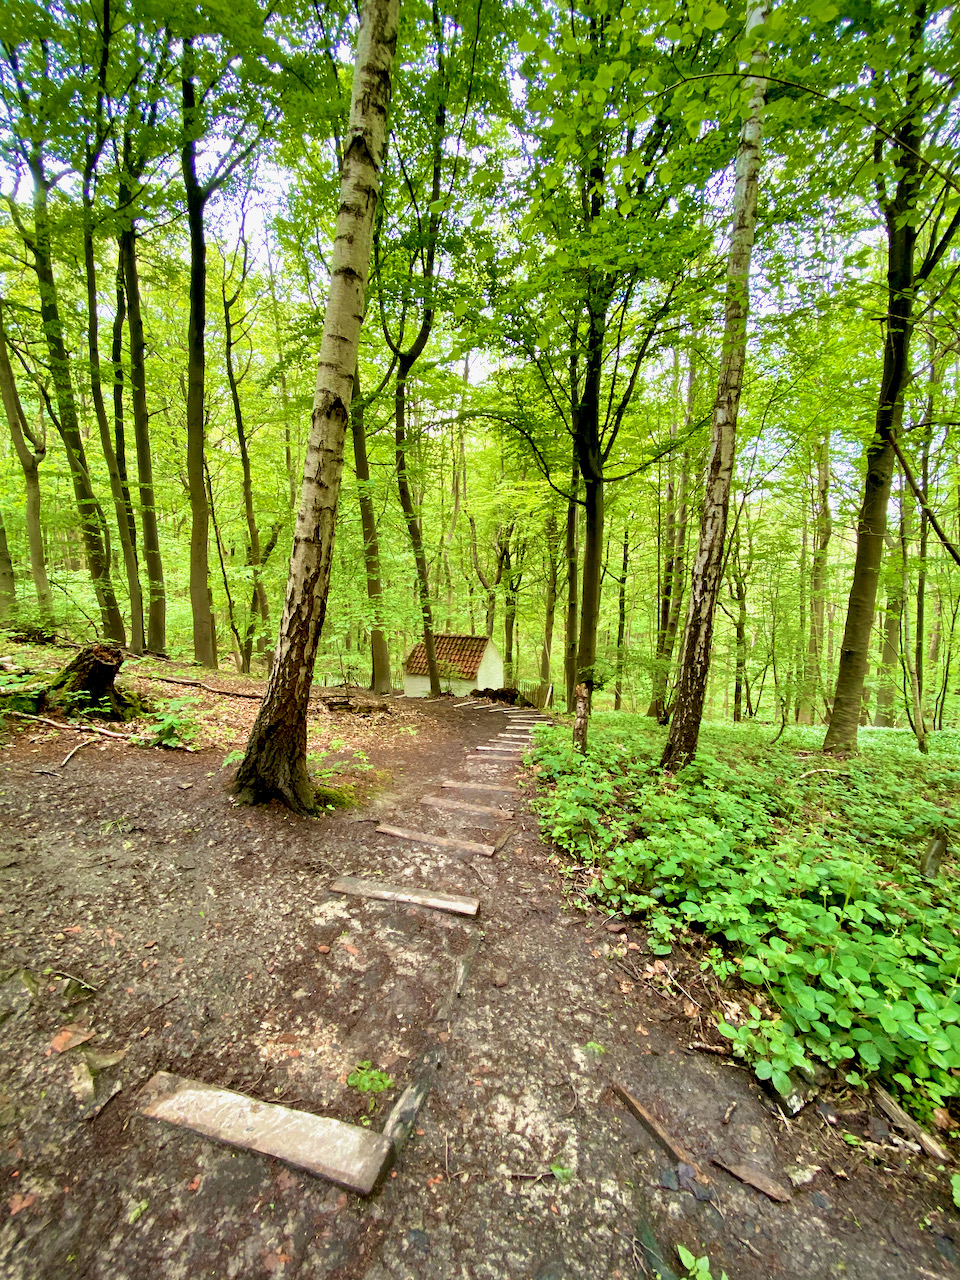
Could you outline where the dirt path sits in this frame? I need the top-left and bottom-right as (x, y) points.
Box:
(1, 695), (957, 1280)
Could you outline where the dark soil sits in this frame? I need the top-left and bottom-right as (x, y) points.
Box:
(0, 655), (958, 1280)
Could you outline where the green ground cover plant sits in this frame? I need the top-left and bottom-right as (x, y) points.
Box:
(532, 716), (960, 1120)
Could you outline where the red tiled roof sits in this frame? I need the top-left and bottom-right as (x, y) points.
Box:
(404, 633), (489, 679)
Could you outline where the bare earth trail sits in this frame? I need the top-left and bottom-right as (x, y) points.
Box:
(1, 695), (958, 1280)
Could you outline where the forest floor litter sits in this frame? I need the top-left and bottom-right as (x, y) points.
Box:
(0, 644), (958, 1279)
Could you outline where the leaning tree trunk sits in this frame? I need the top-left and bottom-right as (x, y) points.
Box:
(234, 0), (398, 811)
(661, 2), (768, 772)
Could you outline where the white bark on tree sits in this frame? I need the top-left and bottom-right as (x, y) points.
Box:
(235, 0), (399, 811)
(661, 1), (770, 772)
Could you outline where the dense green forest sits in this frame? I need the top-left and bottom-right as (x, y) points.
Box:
(1, 0), (958, 762)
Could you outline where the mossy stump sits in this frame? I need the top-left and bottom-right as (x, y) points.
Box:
(44, 643), (141, 721)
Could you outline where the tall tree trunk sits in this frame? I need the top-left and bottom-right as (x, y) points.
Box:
(223, 264), (269, 674)
(571, 287), (607, 753)
(899, 496), (928, 752)
(797, 433), (831, 723)
(181, 59), (217, 668)
(539, 508), (559, 708)
(396, 355), (441, 695)
(647, 356), (693, 721)
(614, 524), (629, 710)
(350, 366), (391, 694)
(0, 315), (52, 618)
(82, 196), (145, 653)
(661, 3), (768, 771)
(823, 8), (936, 752)
(564, 456), (580, 714)
(234, 0), (397, 810)
(27, 169), (125, 640)
(874, 533), (903, 727)
(0, 509), (15, 619)
(120, 218), (166, 653)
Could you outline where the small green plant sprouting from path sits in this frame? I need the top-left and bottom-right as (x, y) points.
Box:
(347, 1061), (394, 1114)
(677, 1244), (729, 1280)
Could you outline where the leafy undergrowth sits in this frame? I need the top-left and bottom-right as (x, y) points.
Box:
(532, 715), (960, 1123)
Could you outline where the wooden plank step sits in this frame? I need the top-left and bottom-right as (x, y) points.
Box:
(465, 755), (518, 765)
(376, 823), (495, 858)
(475, 744), (523, 753)
(331, 874), (479, 916)
(497, 732), (531, 739)
(138, 1072), (393, 1195)
(422, 794), (514, 819)
(441, 779), (517, 793)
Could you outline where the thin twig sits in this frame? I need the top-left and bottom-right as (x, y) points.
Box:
(61, 738), (95, 767)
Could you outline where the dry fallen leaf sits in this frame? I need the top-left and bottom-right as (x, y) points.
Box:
(343, 944), (359, 956)
(50, 1025), (94, 1054)
(8, 1194), (36, 1216)
(317, 946), (330, 955)
(187, 1176), (201, 1193)
(933, 1107), (953, 1132)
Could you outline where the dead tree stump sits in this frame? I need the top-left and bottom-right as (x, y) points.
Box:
(44, 643), (139, 720)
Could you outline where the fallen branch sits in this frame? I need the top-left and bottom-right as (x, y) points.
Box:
(6, 710), (133, 740)
(137, 674), (263, 701)
(689, 1041), (731, 1057)
(797, 768), (848, 780)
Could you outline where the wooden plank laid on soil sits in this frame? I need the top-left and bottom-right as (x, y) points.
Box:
(376, 823), (495, 858)
(475, 744), (523, 753)
(614, 1083), (708, 1181)
(874, 1085), (949, 1160)
(422, 794), (514, 819)
(464, 755), (518, 765)
(330, 875), (479, 916)
(138, 1071), (393, 1195)
(497, 732), (531, 739)
(441, 779), (517, 793)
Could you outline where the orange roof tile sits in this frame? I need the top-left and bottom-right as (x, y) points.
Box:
(404, 634), (490, 680)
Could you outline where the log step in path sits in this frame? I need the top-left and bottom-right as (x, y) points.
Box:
(139, 701), (548, 1198)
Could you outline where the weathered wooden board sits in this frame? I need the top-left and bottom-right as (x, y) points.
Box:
(422, 794), (513, 820)
(138, 1071), (393, 1195)
(475, 744), (524, 753)
(441, 778), (517, 793)
(376, 823), (495, 857)
(331, 874), (479, 916)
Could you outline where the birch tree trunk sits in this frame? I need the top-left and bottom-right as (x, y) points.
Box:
(234, 0), (398, 811)
(661, 3), (768, 772)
